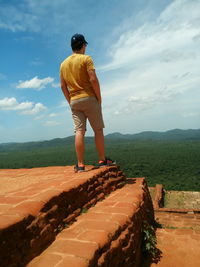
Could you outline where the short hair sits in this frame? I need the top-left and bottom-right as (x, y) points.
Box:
(71, 33), (88, 51)
(71, 41), (84, 51)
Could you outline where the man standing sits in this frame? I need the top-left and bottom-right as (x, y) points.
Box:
(60, 33), (115, 172)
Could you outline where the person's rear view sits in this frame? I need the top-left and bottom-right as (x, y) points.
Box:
(60, 33), (116, 172)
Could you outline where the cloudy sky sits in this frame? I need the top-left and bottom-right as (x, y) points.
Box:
(0, 0), (199, 143)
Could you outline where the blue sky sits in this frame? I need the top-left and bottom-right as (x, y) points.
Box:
(0, 0), (199, 143)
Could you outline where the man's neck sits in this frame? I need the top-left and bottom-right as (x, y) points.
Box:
(73, 51), (84, 55)
(73, 47), (85, 55)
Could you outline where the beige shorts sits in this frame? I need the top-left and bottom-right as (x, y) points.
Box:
(70, 96), (105, 132)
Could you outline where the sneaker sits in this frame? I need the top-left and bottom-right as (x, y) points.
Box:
(97, 157), (116, 168)
(74, 164), (85, 173)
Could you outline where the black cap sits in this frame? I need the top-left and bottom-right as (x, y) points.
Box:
(71, 33), (88, 46)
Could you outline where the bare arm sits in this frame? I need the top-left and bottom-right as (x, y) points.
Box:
(60, 72), (70, 104)
(87, 69), (102, 104)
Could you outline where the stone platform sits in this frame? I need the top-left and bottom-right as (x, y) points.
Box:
(150, 228), (200, 267)
(1, 166), (199, 267)
(0, 166), (154, 267)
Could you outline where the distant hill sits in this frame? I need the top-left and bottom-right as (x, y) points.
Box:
(0, 129), (200, 152)
(106, 129), (200, 141)
(0, 136), (93, 152)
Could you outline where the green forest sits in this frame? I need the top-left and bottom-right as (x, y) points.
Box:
(0, 136), (200, 192)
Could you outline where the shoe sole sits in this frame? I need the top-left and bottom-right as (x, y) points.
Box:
(98, 162), (117, 168)
(74, 166), (85, 173)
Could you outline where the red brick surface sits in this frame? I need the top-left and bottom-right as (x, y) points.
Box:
(28, 177), (154, 267)
(56, 255), (88, 267)
(0, 165), (126, 266)
(148, 186), (200, 267)
(47, 239), (98, 259)
(25, 253), (63, 267)
(150, 228), (200, 267)
(155, 211), (200, 230)
(153, 184), (164, 209)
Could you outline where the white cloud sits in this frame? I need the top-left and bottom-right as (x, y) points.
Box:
(52, 82), (60, 88)
(49, 113), (58, 117)
(99, 0), (200, 121)
(0, 97), (33, 111)
(113, 87), (182, 116)
(59, 100), (69, 108)
(21, 103), (47, 115)
(0, 97), (47, 115)
(100, 1), (200, 72)
(0, 4), (39, 32)
(1, 0), (199, 139)
(0, 1), (73, 34)
(16, 76), (54, 90)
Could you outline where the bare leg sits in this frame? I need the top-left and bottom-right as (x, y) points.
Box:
(75, 130), (85, 166)
(94, 129), (105, 161)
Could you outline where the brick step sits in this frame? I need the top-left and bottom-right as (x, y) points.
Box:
(0, 165), (126, 267)
(28, 177), (154, 267)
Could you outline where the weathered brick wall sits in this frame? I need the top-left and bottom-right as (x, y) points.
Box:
(155, 210), (200, 230)
(94, 178), (154, 267)
(151, 184), (200, 229)
(153, 184), (164, 209)
(28, 178), (154, 267)
(0, 166), (125, 267)
(0, 167), (155, 267)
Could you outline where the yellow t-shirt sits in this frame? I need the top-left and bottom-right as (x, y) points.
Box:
(60, 54), (96, 101)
